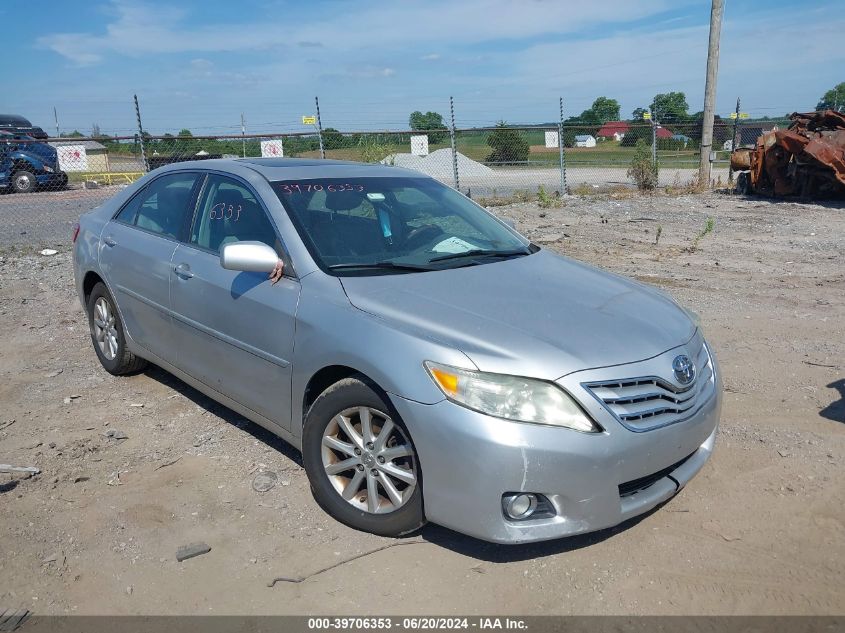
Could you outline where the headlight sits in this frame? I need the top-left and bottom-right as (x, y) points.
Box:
(42, 165), (54, 173)
(425, 361), (601, 432)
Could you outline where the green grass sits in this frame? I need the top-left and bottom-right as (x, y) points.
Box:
(296, 142), (725, 170)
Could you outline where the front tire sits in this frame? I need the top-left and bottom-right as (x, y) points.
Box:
(12, 170), (36, 194)
(302, 377), (425, 536)
(87, 282), (148, 375)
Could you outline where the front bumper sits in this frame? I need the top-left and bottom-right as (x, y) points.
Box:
(390, 338), (722, 544)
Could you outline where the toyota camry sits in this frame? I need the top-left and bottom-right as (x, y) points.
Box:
(72, 158), (721, 543)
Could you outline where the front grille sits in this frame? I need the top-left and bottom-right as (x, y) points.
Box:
(583, 341), (715, 432)
(618, 452), (694, 498)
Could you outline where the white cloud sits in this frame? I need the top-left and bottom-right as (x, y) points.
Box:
(181, 57), (261, 86)
(425, 11), (845, 118)
(38, 0), (684, 64)
(188, 58), (214, 75)
(320, 65), (397, 81)
(30, 0), (845, 130)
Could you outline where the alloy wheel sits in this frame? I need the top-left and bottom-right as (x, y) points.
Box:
(93, 297), (119, 360)
(321, 406), (417, 514)
(14, 173), (33, 192)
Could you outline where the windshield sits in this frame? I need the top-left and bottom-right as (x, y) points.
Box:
(272, 177), (531, 274)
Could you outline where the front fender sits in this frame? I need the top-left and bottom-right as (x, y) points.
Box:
(11, 152), (45, 172)
(291, 272), (473, 435)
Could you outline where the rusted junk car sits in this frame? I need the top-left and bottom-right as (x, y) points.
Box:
(731, 110), (845, 199)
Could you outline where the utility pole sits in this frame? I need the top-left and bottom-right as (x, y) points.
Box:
(698, 0), (725, 186)
(53, 106), (59, 138)
(240, 113), (246, 158)
(315, 96), (325, 159)
(728, 96), (740, 183)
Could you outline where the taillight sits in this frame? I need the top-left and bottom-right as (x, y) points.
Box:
(71, 223), (80, 243)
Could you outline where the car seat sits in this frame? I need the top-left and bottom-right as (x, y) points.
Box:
(207, 188), (274, 253)
(309, 190), (389, 258)
(137, 185), (191, 237)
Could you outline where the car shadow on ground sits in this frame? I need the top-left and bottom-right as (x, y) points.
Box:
(820, 378), (845, 424)
(416, 502), (666, 563)
(722, 191), (845, 209)
(142, 364), (303, 467)
(142, 363), (670, 559)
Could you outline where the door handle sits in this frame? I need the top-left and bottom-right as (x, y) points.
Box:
(174, 263), (194, 279)
(102, 235), (116, 247)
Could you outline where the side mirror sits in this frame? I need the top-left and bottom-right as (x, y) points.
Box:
(220, 241), (279, 273)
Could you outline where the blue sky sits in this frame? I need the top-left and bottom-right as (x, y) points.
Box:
(3, 0), (844, 136)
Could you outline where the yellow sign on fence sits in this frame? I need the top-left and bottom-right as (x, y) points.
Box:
(642, 112), (652, 120)
(302, 116), (317, 125)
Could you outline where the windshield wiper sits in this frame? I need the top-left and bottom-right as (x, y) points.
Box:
(428, 248), (531, 263)
(328, 261), (434, 272)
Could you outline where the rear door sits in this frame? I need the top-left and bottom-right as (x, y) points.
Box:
(99, 171), (202, 364)
(171, 173), (299, 429)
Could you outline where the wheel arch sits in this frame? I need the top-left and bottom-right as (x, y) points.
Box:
(302, 364), (387, 424)
(79, 270), (135, 350)
(11, 158), (37, 173)
(82, 270), (105, 305)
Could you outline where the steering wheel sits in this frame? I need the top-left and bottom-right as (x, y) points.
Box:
(404, 224), (444, 249)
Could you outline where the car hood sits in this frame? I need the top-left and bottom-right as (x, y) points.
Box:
(19, 142), (57, 165)
(340, 249), (696, 380)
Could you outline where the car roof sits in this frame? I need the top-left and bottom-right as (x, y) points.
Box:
(0, 114), (32, 126)
(154, 157), (426, 181)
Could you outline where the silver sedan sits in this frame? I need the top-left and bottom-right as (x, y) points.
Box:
(72, 158), (721, 543)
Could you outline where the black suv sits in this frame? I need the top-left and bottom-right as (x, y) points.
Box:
(0, 114), (49, 140)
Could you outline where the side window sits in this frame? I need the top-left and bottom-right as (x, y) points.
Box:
(129, 173), (199, 238)
(114, 186), (147, 224)
(190, 175), (279, 253)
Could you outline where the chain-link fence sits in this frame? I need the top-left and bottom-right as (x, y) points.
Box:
(0, 115), (778, 249)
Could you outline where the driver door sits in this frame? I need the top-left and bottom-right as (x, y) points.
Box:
(170, 173), (299, 430)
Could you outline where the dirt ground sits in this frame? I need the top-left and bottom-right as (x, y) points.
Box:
(1, 190), (843, 616)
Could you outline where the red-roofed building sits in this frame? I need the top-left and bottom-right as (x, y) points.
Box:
(596, 121), (630, 141)
(655, 126), (673, 139)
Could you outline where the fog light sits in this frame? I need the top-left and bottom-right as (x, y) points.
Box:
(504, 493), (538, 519)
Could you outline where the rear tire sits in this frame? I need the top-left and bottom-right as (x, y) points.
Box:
(12, 170), (36, 194)
(736, 172), (751, 195)
(302, 377), (425, 537)
(87, 282), (148, 375)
